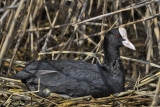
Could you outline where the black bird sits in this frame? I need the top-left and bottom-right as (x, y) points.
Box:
(13, 28), (135, 98)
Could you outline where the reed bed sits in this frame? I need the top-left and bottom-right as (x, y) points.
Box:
(0, 0), (160, 106)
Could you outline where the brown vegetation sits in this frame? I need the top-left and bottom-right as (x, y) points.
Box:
(0, 0), (160, 106)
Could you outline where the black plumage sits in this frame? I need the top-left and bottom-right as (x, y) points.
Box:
(13, 28), (135, 98)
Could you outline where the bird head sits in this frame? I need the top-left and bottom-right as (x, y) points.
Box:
(104, 27), (136, 50)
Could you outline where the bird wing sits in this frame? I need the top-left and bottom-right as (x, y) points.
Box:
(30, 70), (58, 77)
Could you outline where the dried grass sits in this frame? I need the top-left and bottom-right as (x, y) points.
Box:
(0, 0), (160, 106)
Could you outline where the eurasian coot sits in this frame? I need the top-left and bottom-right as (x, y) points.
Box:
(13, 27), (135, 98)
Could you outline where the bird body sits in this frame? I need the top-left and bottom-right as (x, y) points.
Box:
(13, 28), (135, 97)
(15, 60), (124, 97)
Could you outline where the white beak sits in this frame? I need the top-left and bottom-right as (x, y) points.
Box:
(119, 27), (136, 50)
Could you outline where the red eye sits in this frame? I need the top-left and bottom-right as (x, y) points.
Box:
(116, 35), (119, 38)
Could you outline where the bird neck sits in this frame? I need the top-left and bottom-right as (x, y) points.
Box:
(104, 44), (120, 62)
(103, 45), (123, 74)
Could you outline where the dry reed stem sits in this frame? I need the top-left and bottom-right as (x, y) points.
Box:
(0, 0), (25, 68)
(21, 9), (160, 33)
(151, 77), (160, 106)
(42, 10), (60, 52)
(8, 0), (33, 72)
(78, 13), (159, 42)
(76, 0), (160, 24)
(38, 50), (160, 69)
(55, 0), (87, 60)
(0, 0), (18, 28)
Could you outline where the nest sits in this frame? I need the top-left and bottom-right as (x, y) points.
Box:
(0, 74), (160, 106)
